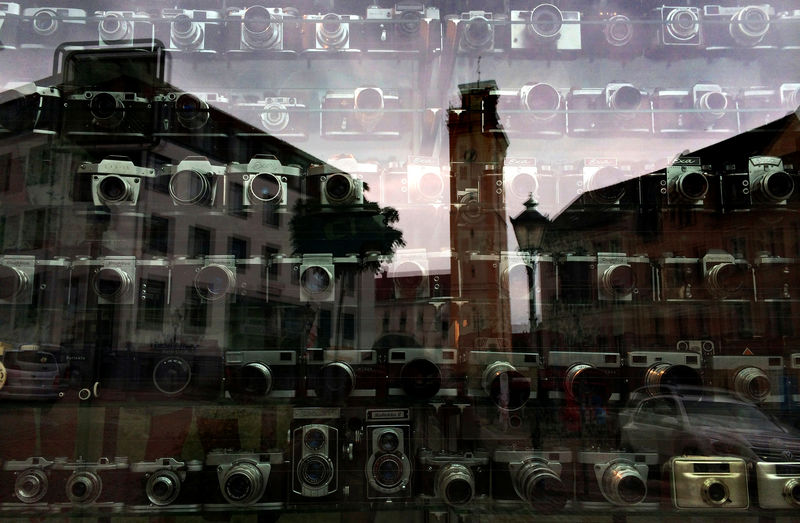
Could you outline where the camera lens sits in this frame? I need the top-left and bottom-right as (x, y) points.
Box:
(239, 362), (273, 396)
(98, 175), (130, 203)
(604, 14), (633, 46)
(222, 462), (264, 505)
(66, 471), (101, 504)
(301, 266), (332, 296)
(463, 16), (492, 50)
(666, 8), (699, 40)
(734, 366), (771, 402)
(0, 264), (28, 300)
(707, 262), (744, 296)
(784, 479), (800, 506)
(398, 10), (421, 35)
(482, 361), (531, 410)
(90, 92), (124, 128)
(172, 14), (193, 35)
(527, 4), (563, 39)
(600, 263), (635, 298)
(586, 166), (625, 204)
(299, 455), (333, 487)
(436, 464), (474, 506)
(417, 171), (444, 201)
(249, 173), (282, 203)
(226, 473), (253, 501)
(400, 358), (442, 399)
(318, 13), (348, 48)
(169, 169), (212, 205)
(175, 94), (209, 129)
(243, 6), (279, 48)
(675, 171), (709, 201)
(324, 173), (356, 205)
(509, 172), (538, 201)
(195, 264), (236, 301)
(378, 430), (400, 452)
(515, 460), (567, 513)
(702, 479), (729, 505)
(394, 261), (425, 294)
(261, 101), (290, 132)
(93, 267), (131, 301)
(696, 91), (728, 122)
(316, 361), (356, 401)
(565, 363), (610, 401)
(731, 6), (769, 46)
(146, 470), (180, 506)
(32, 10), (58, 36)
(100, 13), (131, 43)
(609, 85), (642, 116)
(15, 469), (48, 504)
(304, 428), (327, 451)
(644, 362), (702, 395)
(373, 454), (403, 488)
(171, 13), (204, 50)
(523, 83), (560, 121)
(153, 356), (192, 396)
(760, 170), (795, 202)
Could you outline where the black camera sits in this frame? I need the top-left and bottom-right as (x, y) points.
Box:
(128, 458), (202, 512)
(155, 91), (229, 135)
(702, 4), (774, 50)
(291, 420), (341, 500)
(225, 6), (298, 52)
(667, 456), (749, 509)
(321, 87), (403, 138)
(652, 83), (737, 135)
(567, 83), (651, 136)
(301, 13), (361, 52)
(304, 348), (380, 403)
(492, 449), (571, 512)
(494, 83), (565, 137)
(640, 156), (712, 209)
(157, 9), (222, 53)
(203, 450), (285, 509)
(362, 4), (441, 53)
(18, 8), (87, 49)
(417, 449), (490, 506)
(365, 408), (413, 499)
(95, 10), (154, 46)
(1, 457), (54, 510)
(0, 3), (20, 50)
(49, 457), (128, 511)
(388, 347), (460, 401)
(160, 156), (226, 213)
(0, 83), (60, 137)
(575, 451), (660, 510)
(225, 349), (298, 402)
(510, 3), (582, 53)
(747, 155), (795, 205)
(227, 154), (302, 212)
(128, 345), (223, 400)
(77, 156), (155, 210)
(235, 94), (308, 139)
(172, 255), (265, 304)
(61, 90), (153, 145)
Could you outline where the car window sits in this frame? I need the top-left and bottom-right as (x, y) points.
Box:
(682, 400), (780, 430)
(3, 351), (58, 370)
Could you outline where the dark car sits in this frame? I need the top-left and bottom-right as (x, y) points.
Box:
(0, 343), (65, 400)
(620, 388), (800, 462)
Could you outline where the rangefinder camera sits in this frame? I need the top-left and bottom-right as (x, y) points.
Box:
(96, 10), (154, 46)
(362, 3), (441, 53)
(702, 4), (774, 49)
(417, 449), (490, 506)
(624, 351), (702, 397)
(304, 348), (379, 403)
(465, 350), (538, 411)
(204, 450), (285, 508)
(128, 458), (202, 512)
(388, 347), (460, 401)
(225, 6), (297, 52)
(756, 461), (800, 509)
(301, 13), (360, 51)
(19, 7), (87, 49)
(236, 94), (308, 138)
(510, 4), (582, 52)
(321, 87), (402, 138)
(492, 449), (571, 512)
(77, 156), (156, 208)
(575, 451), (659, 509)
(652, 84), (737, 134)
(494, 84), (565, 137)
(157, 8), (222, 53)
(225, 349), (298, 401)
(50, 457), (129, 511)
(62, 90), (153, 144)
(667, 456), (748, 509)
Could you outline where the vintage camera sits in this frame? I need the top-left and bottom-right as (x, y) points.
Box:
(301, 13), (360, 51)
(18, 8), (87, 49)
(709, 354), (783, 404)
(510, 3), (581, 52)
(580, 159), (639, 209)
(324, 153), (383, 204)
(494, 84), (565, 137)
(365, 408), (412, 499)
(450, 10), (502, 54)
(363, 4), (441, 53)
(747, 155), (795, 205)
(291, 421), (340, 499)
(653, 84), (737, 134)
(204, 450), (285, 508)
(384, 249), (452, 300)
(321, 87), (402, 138)
(465, 351), (538, 411)
(227, 154), (302, 211)
(69, 257), (168, 310)
(235, 94), (308, 138)
(666, 156), (710, 206)
(406, 156), (446, 204)
(50, 457), (128, 510)
(543, 351), (621, 402)
(388, 347), (459, 401)
(676, 339), (716, 355)
(157, 9), (222, 53)
(702, 5), (774, 49)
(320, 171), (364, 207)
(96, 10), (154, 46)
(492, 449), (571, 512)
(128, 458), (202, 512)
(77, 156), (155, 209)
(755, 462), (800, 509)
(304, 348), (379, 403)
(582, 4), (643, 57)
(225, 349), (297, 401)
(567, 84), (651, 135)
(667, 456), (749, 509)
(92, 256), (137, 306)
(737, 87), (782, 131)
(299, 254), (335, 302)
(660, 256), (703, 301)
(502, 158), (552, 212)
(225, 6), (295, 52)
(652, 5), (703, 48)
(184, 255), (265, 303)
(559, 253), (652, 304)
(702, 250), (753, 301)
(417, 449), (490, 506)
(624, 351), (702, 397)
(0, 83), (58, 136)
(1, 457), (54, 509)
(160, 156), (226, 212)
(576, 451), (659, 509)
(129, 345), (222, 400)
(754, 253), (799, 301)
(62, 90), (152, 144)
(155, 91), (229, 135)
(0, 3), (20, 50)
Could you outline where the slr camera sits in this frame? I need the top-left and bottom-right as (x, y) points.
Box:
(179, 255), (265, 304)
(651, 5), (703, 50)
(155, 91), (229, 134)
(667, 456), (749, 509)
(298, 254), (336, 302)
(70, 255), (138, 306)
(50, 457), (129, 511)
(157, 9), (222, 53)
(0, 3), (20, 50)
(160, 156), (226, 212)
(492, 449), (571, 512)
(494, 83), (565, 137)
(659, 255), (704, 301)
(204, 450), (285, 509)
(388, 347), (460, 401)
(321, 87), (402, 138)
(702, 4), (774, 50)
(543, 351), (621, 403)
(291, 417), (341, 500)
(510, 3), (582, 53)
(755, 462), (800, 509)
(701, 250), (753, 301)
(18, 8), (87, 49)
(575, 451), (660, 509)
(235, 94), (308, 138)
(653, 83), (737, 134)
(384, 248), (452, 300)
(753, 253), (799, 301)
(129, 345), (223, 400)
(406, 156), (446, 204)
(225, 349), (298, 401)
(0, 256), (69, 306)
(301, 13), (360, 52)
(567, 84), (651, 135)
(465, 350), (538, 411)
(362, 3), (441, 53)
(77, 156), (156, 209)
(225, 6), (298, 52)
(95, 10), (154, 46)
(747, 155), (795, 205)
(503, 157), (556, 214)
(304, 348), (380, 403)
(450, 10), (504, 54)
(640, 156), (711, 209)
(417, 449), (490, 506)
(364, 408), (413, 499)
(709, 354), (782, 404)
(624, 351), (702, 397)
(559, 252), (652, 304)
(128, 458), (202, 512)
(227, 154), (302, 211)
(0, 82), (61, 136)
(62, 90), (153, 145)
(582, 3), (643, 57)
(1, 457), (54, 509)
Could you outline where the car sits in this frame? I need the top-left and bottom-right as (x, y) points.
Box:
(620, 387), (800, 462)
(0, 343), (65, 400)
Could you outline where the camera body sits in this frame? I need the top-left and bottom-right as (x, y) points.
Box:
(78, 156), (155, 209)
(510, 4), (582, 53)
(502, 158), (556, 215)
(582, 4), (643, 57)
(96, 10), (154, 46)
(291, 414), (342, 500)
(667, 456), (749, 509)
(753, 254), (799, 301)
(709, 354), (783, 404)
(406, 156), (446, 204)
(653, 84), (737, 135)
(160, 156), (226, 213)
(384, 248), (452, 300)
(494, 84), (565, 138)
(652, 5), (703, 50)
(701, 250), (753, 301)
(225, 349), (298, 401)
(702, 5), (774, 50)
(18, 8), (87, 49)
(62, 90), (153, 145)
(388, 347), (460, 401)
(236, 95), (308, 139)
(301, 13), (360, 52)
(298, 254), (335, 302)
(492, 449), (571, 512)
(204, 450), (285, 509)
(225, 6), (297, 52)
(575, 451), (660, 509)
(49, 457), (129, 511)
(576, 159), (639, 210)
(559, 252), (652, 304)
(304, 348), (379, 403)
(321, 87), (402, 138)
(76, 255), (137, 306)
(747, 155), (795, 205)
(624, 351), (702, 397)
(128, 458), (202, 512)
(126, 344), (223, 400)
(155, 91), (229, 136)
(227, 154), (302, 211)
(465, 351), (538, 411)
(567, 84), (651, 136)
(543, 351), (621, 403)
(364, 408), (413, 499)
(0, 255), (40, 305)
(157, 9), (222, 53)
(362, 4), (441, 53)
(1, 457), (54, 510)
(0, 3), (20, 50)
(179, 254), (265, 304)
(417, 449), (490, 506)
(659, 256), (703, 301)
(665, 156), (711, 207)
(755, 462), (800, 509)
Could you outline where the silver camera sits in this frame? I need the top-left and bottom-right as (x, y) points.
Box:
(305, 348), (377, 401)
(693, 83), (732, 125)
(205, 451), (283, 506)
(227, 154), (302, 210)
(304, 13), (359, 50)
(292, 423), (338, 498)
(596, 253), (650, 302)
(235, 95), (307, 137)
(64, 91), (150, 135)
(155, 91), (228, 132)
(577, 451), (659, 509)
(492, 449), (570, 512)
(3, 457), (53, 507)
(676, 339), (715, 354)
(625, 351), (702, 397)
(96, 10), (154, 46)
(321, 87), (401, 137)
(320, 171), (364, 206)
(52, 457), (129, 509)
(0, 254), (35, 304)
(193, 255), (236, 302)
(365, 408), (412, 499)
(748, 155), (795, 204)
(162, 156), (226, 210)
(511, 4), (581, 51)
(92, 256), (136, 305)
(128, 458), (202, 511)
(703, 4), (774, 49)
(456, 11), (496, 53)
(78, 156), (155, 208)
(666, 156), (709, 205)
(19, 7), (87, 48)
(756, 462), (800, 509)
(466, 350), (538, 410)
(710, 354), (783, 403)
(655, 6), (703, 46)
(299, 254), (335, 302)
(225, 350), (297, 400)
(494, 84), (565, 137)
(667, 456), (749, 509)
(161, 8), (221, 52)
(227, 6), (287, 51)
(702, 250), (753, 300)
(417, 449), (490, 506)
